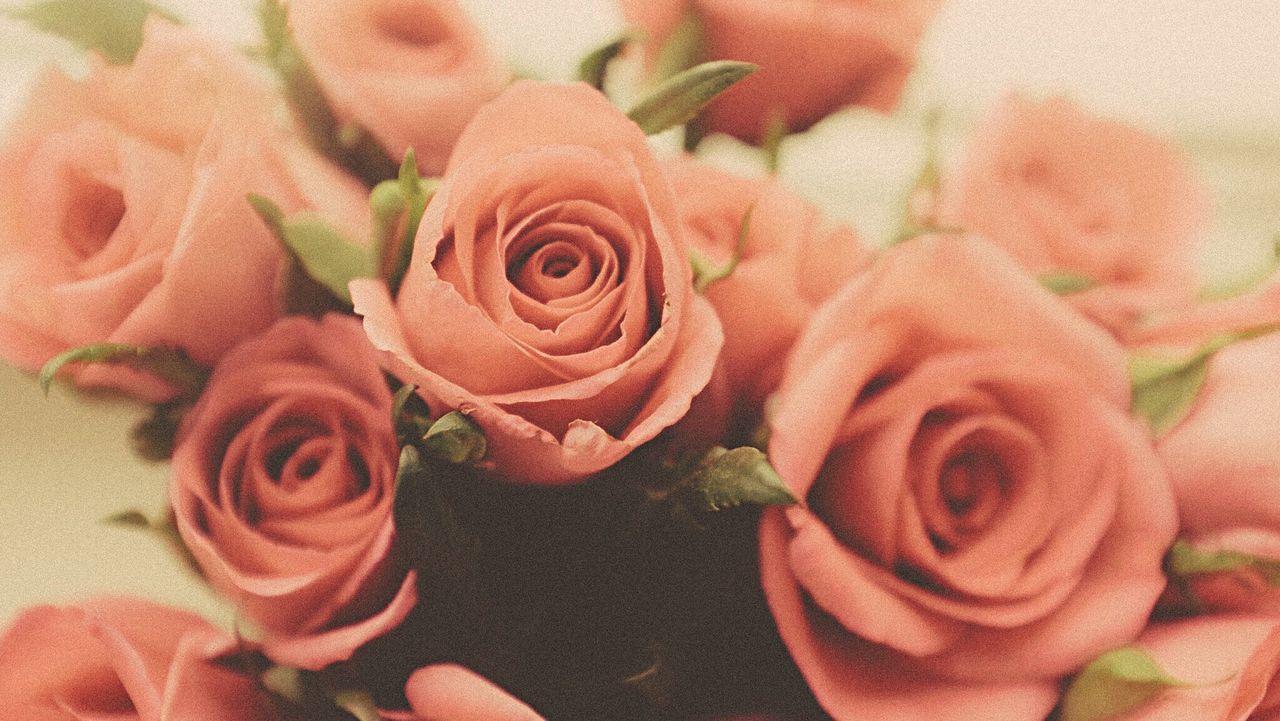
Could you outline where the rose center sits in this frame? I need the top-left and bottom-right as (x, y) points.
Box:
(509, 239), (598, 303)
(374, 3), (450, 48)
(939, 448), (1005, 531)
(63, 178), (125, 260)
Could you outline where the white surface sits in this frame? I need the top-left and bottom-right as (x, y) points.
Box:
(1, 0), (1279, 626)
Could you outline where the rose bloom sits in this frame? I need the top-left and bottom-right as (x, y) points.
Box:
(666, 156), (869, 410)
(1143, 321), (1280, 614)
(0, 19), (366, 399)
(288, 0), (511, 175)
(380, 665), (545, 721)
(352, 81), (723, 485)
(937, 94), (1210, 337)
(620, 0), (942, 143)
(1116, 614), (1280, 720)
(170, 315), (416, 670)
(0, 597), (284, 721)
(759, 234), (1177, 720)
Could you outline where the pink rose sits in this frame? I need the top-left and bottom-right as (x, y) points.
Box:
(759, 234), (1177, 720)
(1148, 329), (1280, 613)
(666, 156), (869, 410)
(288, 0), (511, 175)
(0, 597), (284, 720)
(937, 94), (1211, 337)
(621, 0), (943, 142)
(170, 314), (416, 670)
(1116, 615), (1280, 720)
(380, 665), (546, 721)
(352, 81), (723, 485)
(0, 19), (365, 399)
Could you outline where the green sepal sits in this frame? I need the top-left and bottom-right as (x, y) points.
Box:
(391, 382), (431, 443)
(760, 110), (788, 174)
(422, 411), (487, 465)
(257, 0), (396, 186)
(6, 0), (180, 64)
(691, 203), (753, 293)
(249, 193), (372, 305)
(577, 31), (637, 91)
(1167, 538), (1280, 585)
(39, 343), (208, 398)
(1131, 324), (1280, 436)
(1040, 271), (1097, 295)
(1060, 647), (1189, 721)
(672, 446), (797, 513)
(627, 60), (757, 136)
(332, 690), (381, 721)
(369, 150), (433, 295)
(892, 107), (945, 244)
(130, 400), (191, 461)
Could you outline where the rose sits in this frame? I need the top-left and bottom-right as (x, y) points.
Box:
(758, 234), (1177, 720)
(170, 314), (416, 670)
(0, 597), (284, 720)
(0, 19), (366, 400)
(1144, 327), (1280, 613)
(351, 81), (723, 485)
(1116, 615), (1280, 720)
(288, 0), (511, 175)
(937, 94), (1211, 337)
(620, 0), (943, 143)
(666, 156), (869, 412)
(379, 665), (546, 720)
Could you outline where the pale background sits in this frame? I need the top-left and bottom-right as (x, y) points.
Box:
(1, 0), (1278, 627)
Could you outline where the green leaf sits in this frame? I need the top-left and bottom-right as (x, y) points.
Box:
(422, 411), (487, 465)
(1060, 647), (1189, 721)
(369, 150), (432, 295)
(627, 60), (757, 136)
(1131, 324), (1280, 436)
(102, 509), (202, 577)
(691, 203), (753, 293)
(249, 193), (372, 305)
(577, 32), (637, 91)
(7, 0), (181, 64)
(1166, 538), (1280, 586)
(257, 0), (396, 186)
(39, 343), (208, 398)
(1040, 271), (1097, 295)
(675, 446), (796, 513)
(391, 382), (431, 443)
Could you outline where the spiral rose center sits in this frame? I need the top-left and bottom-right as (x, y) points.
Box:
(64, 178), (125, 260)
(939, 449), (1005, 529)
(508, 238), (599, 303)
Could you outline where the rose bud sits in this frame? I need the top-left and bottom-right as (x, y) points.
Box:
(170, 315), (416, 670)
(759, 234), (1176, 721)
(352, 81), (724, 485)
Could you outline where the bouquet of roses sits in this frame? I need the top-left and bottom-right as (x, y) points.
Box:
(2, 1), (1278, 720)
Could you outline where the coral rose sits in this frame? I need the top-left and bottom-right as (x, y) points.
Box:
(0, 19), (366, 399)
(288, 0), (511, 175)
(621, 0), (943, 142)
(352, 81), (723, 485)
(937, 94), (1210, 336)
(1117, 615), (1280, 720)
(759, 234), (1177, 721)
(666, 156), (869, 410)
(0, 597), (284, 721)
(170, 315), (416, 670)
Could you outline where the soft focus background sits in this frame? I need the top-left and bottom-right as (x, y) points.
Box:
(1, 0), (1278, 626)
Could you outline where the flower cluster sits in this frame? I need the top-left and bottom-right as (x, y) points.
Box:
(2, 1), (1278, 720)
